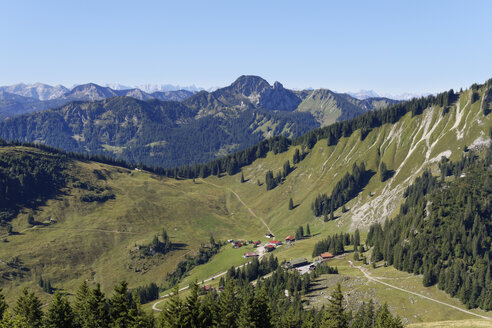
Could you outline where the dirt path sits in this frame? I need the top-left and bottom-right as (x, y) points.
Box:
(198, 178), (273, 235)
(0, 225), (139, 240)
(348, 261), (491, 321)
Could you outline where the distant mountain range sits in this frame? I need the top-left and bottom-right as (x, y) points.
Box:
(347, 89), (431, 101)
(0, 76), (398, 167)
(0, 83), (195, 120)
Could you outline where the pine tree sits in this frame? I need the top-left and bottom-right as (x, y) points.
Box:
(236, 292), (254, 328)
(0, 311), (30, 328)
(240, 173), (245, 183)
(198, 292), (216, 328)
(14, 288), (43, 328)
(128, 292), (154, 328)
(215, 280), (237, 328)
(354, 229), (360, 247)
(321, 284), (347, 328)
(293, 149), (301, 164)
(0, 288), (7, 320)
(288, 198), (294, 210)
(73, 281), (89, 328)
(110, 281), (131, 328)
(306, 224), (311, 236)
(375, 303), (403, 328)
(43, 292), (74, 328)
(380, 161), (389, 182)
(86, 284), (109, 328)
(158, 286), (184, 328)
(250, 288), (272, 328)
(183, 283), (200, 328)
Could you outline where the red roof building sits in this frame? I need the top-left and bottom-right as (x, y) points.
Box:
(265, 245), (275, 252)
(320, 252), (334, 259)
(253, 241), (261, 245)
(269, 240), (282, 245)
(285, 236), (295, 242)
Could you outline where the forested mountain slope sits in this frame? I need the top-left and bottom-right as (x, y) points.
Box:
(0, 76), (396, 168)
(0, 79), (490, 322)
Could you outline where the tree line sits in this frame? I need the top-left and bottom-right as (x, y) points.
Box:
(311, 163), (369, 217)
(312, 230), (360, 257)
(0, 255), (403, 328)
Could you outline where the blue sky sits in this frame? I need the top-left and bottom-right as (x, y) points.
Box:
(0, 0), (491, 95)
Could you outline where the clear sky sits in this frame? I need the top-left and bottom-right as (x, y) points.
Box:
(1, 0), (491, 95)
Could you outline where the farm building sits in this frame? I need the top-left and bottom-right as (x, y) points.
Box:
(285, 236), (295, 242)
(285, 258), (309, 268)
(265, 245), (275, 252)
(244, 252), (258, 258)
(320, 252), (334, 260)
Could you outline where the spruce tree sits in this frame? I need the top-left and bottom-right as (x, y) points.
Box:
(128, 292), (154, 328)
(380, 162), (389, 182)
(240, 173), (245, 183)
(321, 284), (347, 328)
(375, 303), (403, 328)
(43, 292), (74, 328)
(73, 281), (89, 328)
(215, 280), (237, 328)
(198, 292), (216, 328)
(14, 288), (43, 328)
(354, 229), (360, 248)
(183, 283), (200, 328)
(110, 281), (131, 328)
(86, 284), (109, 328)
(158, 286), (184, 328)
(288, 198), (294, 210)
(306, 224), (311, 236)
(0, 288), (7, 320)
(0, 311), (30, 328)
(250, 288), (272, 328)
(236, 291), (254, 328)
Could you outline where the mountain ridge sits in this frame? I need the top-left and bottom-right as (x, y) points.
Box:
(0, 76), (398, 167)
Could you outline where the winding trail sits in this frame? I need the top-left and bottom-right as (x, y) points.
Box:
(348, 261), (491, 321)
(198, 178), (273, 235)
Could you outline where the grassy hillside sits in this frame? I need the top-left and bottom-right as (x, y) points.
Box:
(0, 84), (491, 324)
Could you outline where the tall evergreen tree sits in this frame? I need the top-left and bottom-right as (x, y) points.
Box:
(73, 281), (89, 328)
(250, 288), (272, 328)
(321, 284), (347, 328)
(0, 311), (29, 328)
(86, 284), (110, 328)
(14, 288), (43, 328)
(158, 287), (184, 328)
(110, 281), (131, 328)
(354, 228), (360, 248)
(215, 280), (237, 328)
(183, 283), (200, 328)
(0, 288), (7, 320)
(236, 291), (254, 328)
(128, 292), (154, 328)
(43, 292), (74, 328)
(288, 198), (294, 210)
